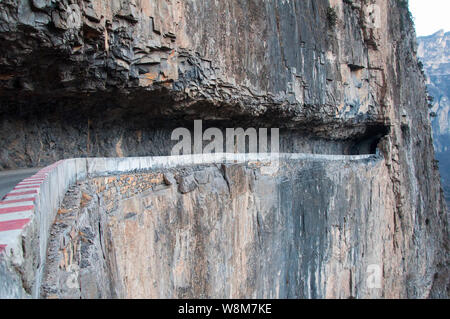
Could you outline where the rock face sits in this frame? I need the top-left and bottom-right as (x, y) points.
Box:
(0, 0), (392, 167)
(0, 0), (448, 298)
(39, 157), (408, 298)
(417, 30), (450, 206)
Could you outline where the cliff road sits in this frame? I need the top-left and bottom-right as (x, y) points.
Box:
(0, 0), (448, 298)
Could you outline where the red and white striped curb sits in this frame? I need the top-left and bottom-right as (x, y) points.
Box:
(0, 161), (63, 256)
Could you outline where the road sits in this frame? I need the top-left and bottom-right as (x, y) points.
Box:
(0, 168), (41, 200)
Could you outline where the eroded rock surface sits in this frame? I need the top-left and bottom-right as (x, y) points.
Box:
(40, 158), (392, 298)
(41, 157), (448, 298)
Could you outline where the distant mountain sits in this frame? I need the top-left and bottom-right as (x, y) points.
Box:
(418, 30), (450, 206)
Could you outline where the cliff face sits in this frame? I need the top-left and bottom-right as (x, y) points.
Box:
(0, 0), (448, 298)
(0, 0), (391, 167)
(417, 30), (450, 206)
(42, 157), (399, 299)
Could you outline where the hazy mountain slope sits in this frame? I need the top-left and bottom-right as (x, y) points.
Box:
(418, 30), (450, 207)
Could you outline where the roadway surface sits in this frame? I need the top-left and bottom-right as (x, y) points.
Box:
(0, 168), (41, 200)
